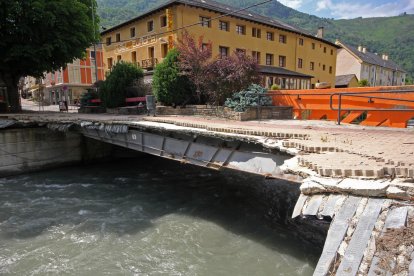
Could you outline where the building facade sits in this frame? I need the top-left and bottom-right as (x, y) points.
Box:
(335, 40), (406, 87)
(101, 0), (338, 89)
(24, 47), (105, 105)
(43, 47), (105, 104)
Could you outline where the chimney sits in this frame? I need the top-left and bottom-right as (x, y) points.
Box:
(358, 45), (363, 52)
(316, 27), (324, 38)
(382, 54), (387, 60)
(362, 47), (367, 53)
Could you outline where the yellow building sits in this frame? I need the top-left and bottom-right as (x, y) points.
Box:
(101, 0), (339, 89)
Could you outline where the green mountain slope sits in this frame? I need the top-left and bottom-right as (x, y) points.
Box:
(97, 0), (414, 80)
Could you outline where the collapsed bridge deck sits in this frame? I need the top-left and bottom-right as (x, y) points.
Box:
(1, 112), (413, 275)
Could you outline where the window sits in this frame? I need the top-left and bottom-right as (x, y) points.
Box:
(298, 58), (303, 69)
(323, 47), (327, 53)
(160, 15), (167, 28)
(299, 38), (304, 46)
(201, 43), (209, 51)
(148, 47), (155, 58)
(161, 44), (168, 58)
(310, 62), (314, 70)
(279, 34), (287, 44)
(106, 37), (111, 46)
(279, 55), (286, 67)
(147, 20), (154, 32)
(107, 58), (113, 69)
(265, 53), (273, 65)
(329, 66), (333, 74)
(252, 28), (261, 38)
(116, 33), (120, 42)
(219, 21), (229, 31)
(252, 51), (261, 64)
(330, 49), (334, 55)
(219, 46), (229, 58)
(312, 43), (315, 50)
(201, 43), (212, 56)
(89, 50), (95, 59)
(130, 27), (136, 38)
(266, 32), (274, 41)
(117, 55), (121, 62)
(131, 51), (137, 63)
(200, 16), (211, 28)
(236, 48), (246, 55)
(322, 64), (326, 71)
(236, 25), (245, 35)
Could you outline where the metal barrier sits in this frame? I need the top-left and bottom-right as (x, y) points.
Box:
(329, 90), (414, 125)
(261, 88), (414, 127)
(257, 92), (332, 121)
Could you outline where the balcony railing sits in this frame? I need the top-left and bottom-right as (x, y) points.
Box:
(141, 58), (158, 69)
(114, 35), (157, 54)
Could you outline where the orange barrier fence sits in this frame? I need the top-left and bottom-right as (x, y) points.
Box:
(269, 85), (414, 128)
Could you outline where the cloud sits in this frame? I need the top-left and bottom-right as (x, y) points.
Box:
(316, 0), (332, 11)
(314, 0), (414, 19)
(278, 0), (304, 9)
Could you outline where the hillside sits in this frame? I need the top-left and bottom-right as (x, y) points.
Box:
(96, 0), (414, 80)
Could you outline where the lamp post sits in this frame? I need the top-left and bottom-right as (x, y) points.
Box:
(91, 0), (99, 85)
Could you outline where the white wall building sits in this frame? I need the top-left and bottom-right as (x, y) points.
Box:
(335, 40), (406, 87)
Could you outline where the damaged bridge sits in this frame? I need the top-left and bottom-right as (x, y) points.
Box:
(1, 113), (414, 276)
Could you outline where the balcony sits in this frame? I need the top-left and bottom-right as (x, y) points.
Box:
(141, 58), (158, 69)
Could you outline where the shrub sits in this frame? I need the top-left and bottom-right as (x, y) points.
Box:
(224, 84), (272, 112)
(100, 62), (144, 108)
(270, 84), (280, 90)
(358, 79), (369, 87)
(125, 78), (152, 98)
(80, 88), (99, 107)
(153, 48), (194, 106)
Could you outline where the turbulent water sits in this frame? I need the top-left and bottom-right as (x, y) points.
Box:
(0, 157), (318, 275)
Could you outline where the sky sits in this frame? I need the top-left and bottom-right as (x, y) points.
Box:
(277, 0), (414, 19)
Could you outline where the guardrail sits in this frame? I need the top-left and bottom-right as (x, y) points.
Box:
(329, 90), (414, 125)
(259, 87), (414, 128)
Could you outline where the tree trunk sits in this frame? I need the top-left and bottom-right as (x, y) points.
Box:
(1, 73), (21, 112)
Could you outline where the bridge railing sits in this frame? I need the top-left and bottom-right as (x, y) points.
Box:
(329, 90), (414, 125)
(259, 85), (414, 128)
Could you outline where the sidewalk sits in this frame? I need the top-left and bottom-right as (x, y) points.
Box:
(20, 98), (79, 113)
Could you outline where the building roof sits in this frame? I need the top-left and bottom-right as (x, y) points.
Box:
(258, 65), (313, 78)
(101, 0), (339, 48)
(337, 41), (406, 72)
(335, 74), (357, 86)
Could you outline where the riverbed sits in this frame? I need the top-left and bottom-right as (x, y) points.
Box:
(0, 156), (318, 275)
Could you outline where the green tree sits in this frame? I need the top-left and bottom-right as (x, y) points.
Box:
(100, 62), (144, 108)
(152, 49), (194, 106)
(0, 0), (99, 112)
(358, 79), (369, 87)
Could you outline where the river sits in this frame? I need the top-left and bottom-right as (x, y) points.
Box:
(0, 156), (319, 275)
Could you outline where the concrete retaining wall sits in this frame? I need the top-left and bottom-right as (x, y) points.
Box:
(0, 127), (127, 177)
(0, 128), (83, 177)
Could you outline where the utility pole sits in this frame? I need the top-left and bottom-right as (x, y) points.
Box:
(91, 0), (99, 85)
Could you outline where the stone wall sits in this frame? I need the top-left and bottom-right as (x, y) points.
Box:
(156, 105), (293, 121)
(0, 127), (123, 177)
